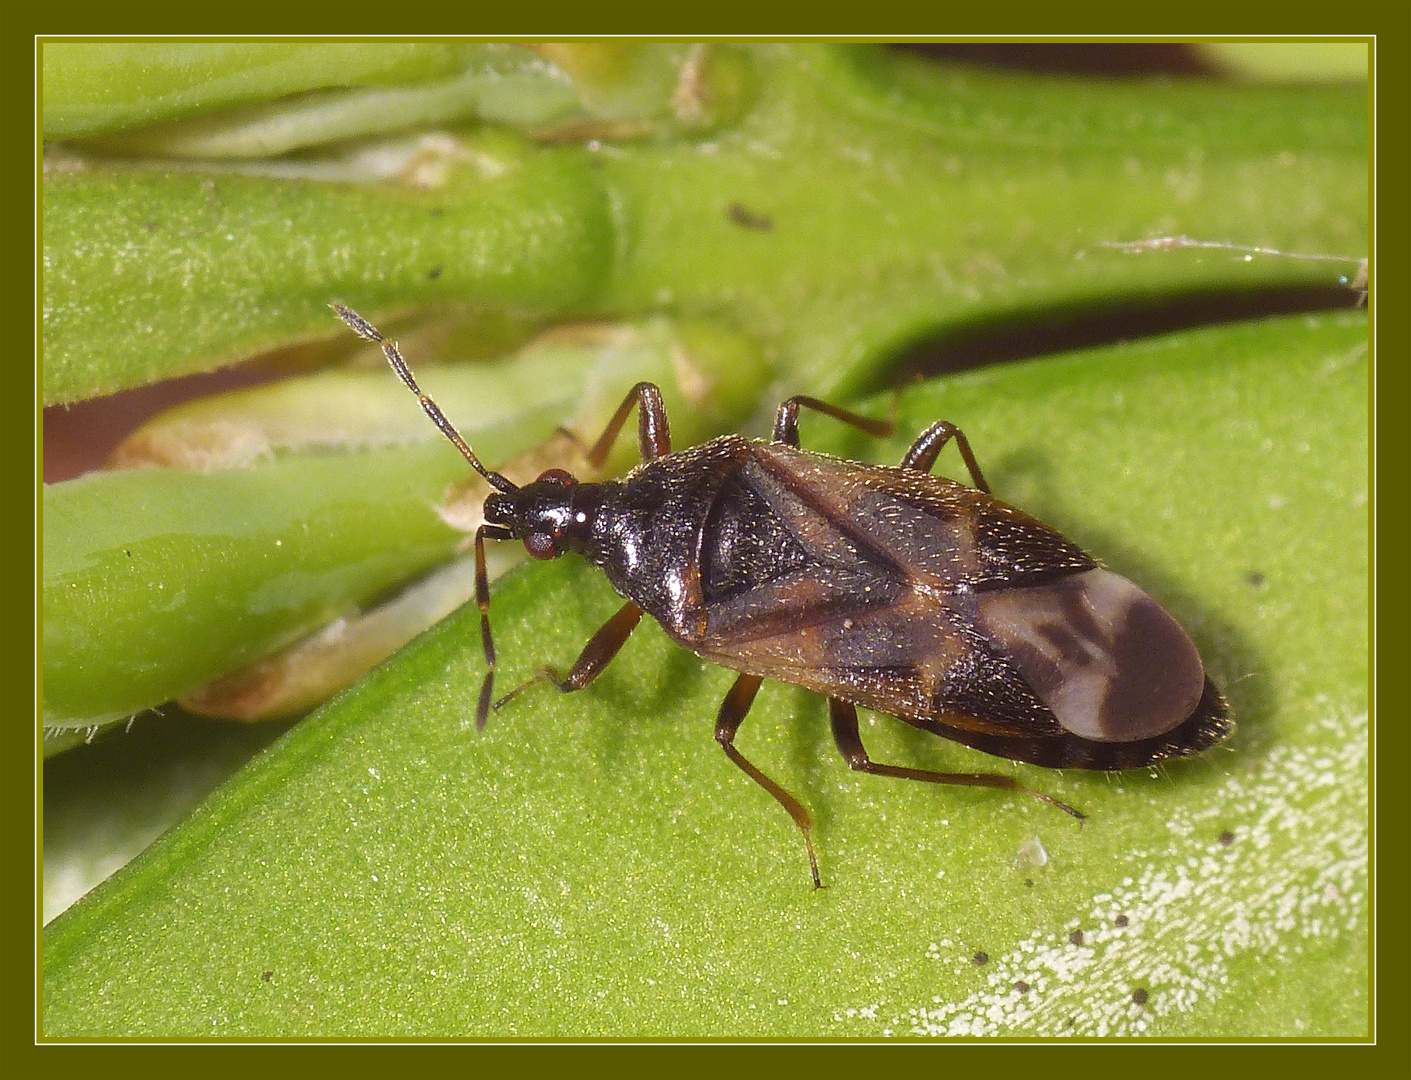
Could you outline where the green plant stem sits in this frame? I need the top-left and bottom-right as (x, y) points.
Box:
(43, 47), (1367, 406)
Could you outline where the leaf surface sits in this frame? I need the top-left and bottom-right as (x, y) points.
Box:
(42, 312), (1369, 1037)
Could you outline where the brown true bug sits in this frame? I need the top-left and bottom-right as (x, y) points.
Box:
(334, 304), (1231, 889)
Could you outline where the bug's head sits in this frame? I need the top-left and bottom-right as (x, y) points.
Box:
(484, 468), (602, 560)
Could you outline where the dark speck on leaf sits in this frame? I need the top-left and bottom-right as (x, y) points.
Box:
(1024, 879), (1033, 887)
(1219, 830), (1235, 846)
(1069, 929), (1084, 946)
(727, 202), (773, 231)
(1114, 914), (1129, 927)
(261, 970), (274, 982)
(1132, 988), (1148, 1005)
(1014, 981), (1030, 995)
(1245, 570), (1265, 587)
(430, 207), (446, 217)
(428, 266), (443, 280)
(972, 951), (988, 966)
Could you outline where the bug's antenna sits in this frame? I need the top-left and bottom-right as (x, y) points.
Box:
(331, 304), (517, 493)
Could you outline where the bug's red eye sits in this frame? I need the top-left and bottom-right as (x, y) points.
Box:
(536, 468), (575, 486)
(524, 532), (559, 560)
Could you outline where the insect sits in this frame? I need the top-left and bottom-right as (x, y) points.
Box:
(334, 304), (1231, 888)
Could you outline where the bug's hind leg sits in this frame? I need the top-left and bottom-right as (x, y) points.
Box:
(899, 421), (990, 493)
(715, 673), (823, 889)
(494, 601), (644, 709)
(828, 698), (1085, 821)
(772, 396), (894, 448)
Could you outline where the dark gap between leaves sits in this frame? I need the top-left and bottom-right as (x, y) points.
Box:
(891, 284), (1359, 383)
(43, 351), (321, 484)
(891, 44), (1219, 78)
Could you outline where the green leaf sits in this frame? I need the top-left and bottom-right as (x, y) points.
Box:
(43, 312), (1368, 1037)
(42, 139), (614, 404)
(43, 43), (506, 137)
(42, 445), (466, 728)
(1197, 43), (1369, 84)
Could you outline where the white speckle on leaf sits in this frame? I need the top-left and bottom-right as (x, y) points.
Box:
(855, 706), (1366, 1037)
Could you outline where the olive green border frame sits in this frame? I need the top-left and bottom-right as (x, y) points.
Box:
(11, 0), (1398, 1075)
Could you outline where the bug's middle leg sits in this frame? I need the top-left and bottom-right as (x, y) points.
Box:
(715, 673), (823, 889)
(494, 600), (644, 709)
(900, 421), (991, 493)
(828, 698), (1085, 820)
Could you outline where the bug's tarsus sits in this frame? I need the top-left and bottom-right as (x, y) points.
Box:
(494, 601), (645, 709)
(900, 420), (990, 493)
(475, 678), (495, 731)
(587, 382), (673, 467)
(1029, 789), (1086, 822)
(493, 668), (554, 711)
(329, 303), (516, 494)
(553, 424), (589, 451)
(772, 395), (895, 448)
(715, 672), (823, 889)
(472, 524), (506, 730)
(827, 698), (1085, 822)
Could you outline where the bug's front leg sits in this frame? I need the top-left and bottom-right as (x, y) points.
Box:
(899, 421), (990, 493)
(715, 673), (822, 889)
(827, 698), (1085, 821)
(471, 523), (513, 729)
(494, 601), (644, 709)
